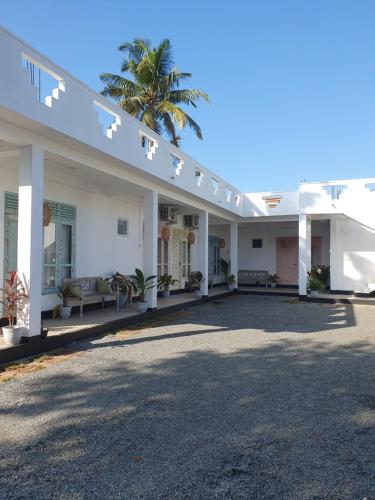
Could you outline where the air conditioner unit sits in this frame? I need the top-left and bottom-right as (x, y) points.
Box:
(159, 205), (178, 224)
(184, 214), (199, 229)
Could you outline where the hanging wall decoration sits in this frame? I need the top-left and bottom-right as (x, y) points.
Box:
(187, 231), (195, 244)
(161, 225), (170, 241)
(43, 202), (51, 227)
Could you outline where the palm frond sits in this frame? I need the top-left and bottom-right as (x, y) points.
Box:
(169, 89), (210, 106)
(100, 38), (209, 145)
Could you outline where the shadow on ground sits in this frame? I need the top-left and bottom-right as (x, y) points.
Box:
(0, 296), (373, 499)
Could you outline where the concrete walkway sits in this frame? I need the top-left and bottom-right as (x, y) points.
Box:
(0, 295), (374, 499)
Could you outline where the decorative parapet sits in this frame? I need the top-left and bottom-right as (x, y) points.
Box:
(0, 26), (243, 218)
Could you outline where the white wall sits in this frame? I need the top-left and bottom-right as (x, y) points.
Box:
(244, 191), (299, 217)
(0, 165), (143, 310)
(238, 221), (330, 278)
(330, 216), (375, 292)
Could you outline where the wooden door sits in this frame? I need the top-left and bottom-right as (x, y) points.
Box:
(276, 237), (298, 285)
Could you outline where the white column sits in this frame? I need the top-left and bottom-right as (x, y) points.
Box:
(17, 145), (44, 338)
(298, 214), (311, 296)
(143, 190), (158, 309)
(230, 222), (238, 288)
(197, 210), (209, 296)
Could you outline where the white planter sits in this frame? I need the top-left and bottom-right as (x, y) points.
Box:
(194, 289), (203, 299)
(161, 290), (170, 298)
(310, 290), (319, 297)
(137, 301), (149, 313)
(227, 284), (235, 291)
(59, 306), (72, 319)
(2, 326), (22, 346)
(270, 283), (277, 289)
(118, 294), (127, 308)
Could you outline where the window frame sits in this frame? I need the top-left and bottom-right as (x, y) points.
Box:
(117, 217), (129, 237)
(43, 204), (76, 294)
(252, 238), (263, 249)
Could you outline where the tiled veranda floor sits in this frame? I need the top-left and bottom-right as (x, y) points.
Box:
(0, 287), (230, 350)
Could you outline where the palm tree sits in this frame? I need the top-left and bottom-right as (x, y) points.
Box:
(100, 38), (209, 147)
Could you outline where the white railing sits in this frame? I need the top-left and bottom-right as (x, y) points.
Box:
(0, 25), (243, 217)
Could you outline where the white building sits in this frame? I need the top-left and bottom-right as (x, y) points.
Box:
(0, 26), (374, 340)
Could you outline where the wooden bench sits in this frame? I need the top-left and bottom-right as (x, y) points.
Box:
(238, 270), (268, 287)
(64, 277), (120, 317)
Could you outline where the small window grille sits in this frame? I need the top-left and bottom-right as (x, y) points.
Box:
(117, 217), (128, 236)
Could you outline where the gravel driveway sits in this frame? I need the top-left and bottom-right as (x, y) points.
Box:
(0, 295), (374, 499)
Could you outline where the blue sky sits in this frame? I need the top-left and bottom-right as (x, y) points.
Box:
(2, 1), (375, 192)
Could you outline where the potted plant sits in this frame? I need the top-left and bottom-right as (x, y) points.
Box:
(131, 268), (156, 312)
(57, 284), (72, 319)
(109, 272), (132, 308)
(269, 274), (279, 289)
(309, 265), (330, 290)
(221, 259), (236, 290)
(225, 274), (236, 291)
(307, 276), (324, 296)
(0, 271), (28, 346)
(187, 271), (206, 298)
(158, 274), (178, 297)
(220, 258), (229, 276)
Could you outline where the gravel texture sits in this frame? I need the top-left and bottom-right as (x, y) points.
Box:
(0, 295), (374, 499)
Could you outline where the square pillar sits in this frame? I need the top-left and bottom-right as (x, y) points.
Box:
(197, 210), (209, 296)
(299, 214), (311, 296)
(17, 145), (44, 338)
(143, 190), (158, 309)
(230, 222), (238, 288)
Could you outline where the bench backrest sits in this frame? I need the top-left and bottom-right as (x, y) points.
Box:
(238, 270), (268, 284)
(64, 277), (100, 294)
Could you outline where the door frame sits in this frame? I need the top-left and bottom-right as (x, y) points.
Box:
(276, 236), (299, 285)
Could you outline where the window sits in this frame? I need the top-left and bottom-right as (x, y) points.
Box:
(209, 236), (221, 277)
(43, 201), (76, 293)
(252, 239), (262, 249)
(3, 194), (76, 293)
(117, 217), (128, 237)
(213, 245), (220, 275)
(180, 240), (191, 279)
(157, 238), (169, 277)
